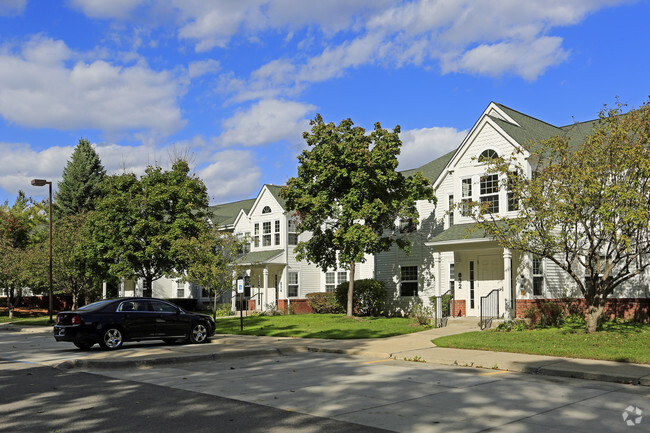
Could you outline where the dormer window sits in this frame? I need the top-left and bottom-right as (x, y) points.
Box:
(478, 149), (498, 162)
(262, 206), (271, 214)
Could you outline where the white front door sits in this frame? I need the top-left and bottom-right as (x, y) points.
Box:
(466, 255), (503, 317)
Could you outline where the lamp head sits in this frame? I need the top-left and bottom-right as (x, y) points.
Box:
(31, 179), (48, 186)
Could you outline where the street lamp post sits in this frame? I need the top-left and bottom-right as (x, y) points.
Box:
(31, 178), (53, 323)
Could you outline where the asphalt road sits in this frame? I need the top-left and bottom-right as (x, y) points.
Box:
(0, 362), (389, 433)
(1, 328), (648, 432)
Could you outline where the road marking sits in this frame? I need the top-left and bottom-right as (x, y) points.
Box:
(478, 370), (510, 376)
(362, 359), (394, 364)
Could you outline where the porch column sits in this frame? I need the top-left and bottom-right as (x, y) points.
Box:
(102, 281), (107, 299)
(434, 252), (442, 297)
(263, 267), (269, 311)
(119, 278), (125, 297)
(503, 248), (512, 320)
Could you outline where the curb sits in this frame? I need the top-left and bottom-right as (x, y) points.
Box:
(52, 348), (285, 370)
(44, 340), (650, 387)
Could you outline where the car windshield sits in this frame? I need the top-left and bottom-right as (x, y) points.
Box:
(78, 300), (115, 311)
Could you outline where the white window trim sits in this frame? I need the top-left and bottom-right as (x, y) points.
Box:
(399, 265), (418, 297)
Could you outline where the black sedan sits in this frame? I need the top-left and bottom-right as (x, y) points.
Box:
(53, 297), (216, 350)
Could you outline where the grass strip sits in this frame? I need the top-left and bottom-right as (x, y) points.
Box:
(433, 321), (650, 364)
(213, 313), (430, 339)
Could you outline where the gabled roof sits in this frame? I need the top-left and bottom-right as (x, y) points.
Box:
(489, 104), (564, 150)
(264, 184), (286, 209)
(209, 198), (255, 227)
(401, 149), (456, 183)
(490, 103), (601, 153)
(236, 249), (285, 265)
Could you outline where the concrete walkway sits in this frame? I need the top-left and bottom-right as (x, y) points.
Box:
(2, 318), (649, 386)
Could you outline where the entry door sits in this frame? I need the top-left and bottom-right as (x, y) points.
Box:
(477, 255), (503, 315)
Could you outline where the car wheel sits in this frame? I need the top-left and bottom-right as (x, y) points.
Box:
(189, 322), (208, 344)
(73, 341), (94, 350)
(100, 327), (124, 350)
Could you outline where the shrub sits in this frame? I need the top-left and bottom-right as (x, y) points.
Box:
(495, 319), (528, 332)
(410, 304), (434, 326)
(214, 303), (234, 317)
(335, 279), (386, 316)
(306, 292), (344, 314)
(429, 294), (454, 317)
(524, 302), (565, 329)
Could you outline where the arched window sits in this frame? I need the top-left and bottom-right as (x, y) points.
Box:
(262, 205), (271, 214)
(478, 149), (498, 162)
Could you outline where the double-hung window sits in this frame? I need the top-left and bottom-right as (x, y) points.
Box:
(461, 178), (472, 216)
(287, 272), (299, 297)
(532, 256), (544, 296)
(325, 272), (336, 292)
(448, 195), (454, 226)
(324, 270), (348, 292)
(254, 223), (260, 248)
(400, 266), (418, 297)
(288, 220), (298, 246)
(274, 220), (280, 245)
(263, 221), (272, 246)
(480, 174), (499, 214)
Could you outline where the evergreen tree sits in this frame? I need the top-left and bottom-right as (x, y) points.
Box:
(54, 138), (106, 219)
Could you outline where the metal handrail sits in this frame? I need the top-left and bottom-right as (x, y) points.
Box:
(480, 289), (500, 330)
(433, 289), (453, 328)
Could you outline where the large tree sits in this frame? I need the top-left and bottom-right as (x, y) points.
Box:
(473, 102), (650, 333)
(91, 160), (210, 294)
(50, 214), (101, 309)
(54, 138), (106, 219)
(282, 115), (434, 316)
(0, 192), (47, 317)
(176, 228), (245, 319)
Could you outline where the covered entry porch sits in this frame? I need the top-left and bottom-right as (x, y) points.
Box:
(234, 250), (286, 312)
(426, 226), (520, 319)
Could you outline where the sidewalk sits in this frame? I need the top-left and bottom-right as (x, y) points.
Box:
(3, 319), (650, 386)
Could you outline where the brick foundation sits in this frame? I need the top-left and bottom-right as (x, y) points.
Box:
(515, 298), (649, 322)
(451, 299), (466, 317)
(277, 299), (314, 315)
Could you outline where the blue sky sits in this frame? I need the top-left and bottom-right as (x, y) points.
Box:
(1, 0), (649, 205)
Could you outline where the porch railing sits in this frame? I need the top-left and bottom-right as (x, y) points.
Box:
(480, 289), (499, 330)
(433, 290), (453, 328)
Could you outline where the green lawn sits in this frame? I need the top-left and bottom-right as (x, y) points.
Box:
(0, 315), (53, 326)
(433, 321), (650, 364)
(214, 314), (429, 339)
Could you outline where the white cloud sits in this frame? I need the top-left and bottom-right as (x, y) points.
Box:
(0, 142), (73, 200)
(198, 150), (262, 203)
(441, 37), (569, 81)
(218, 99), (316, 147)
(69, 0), (146, 20)
(217, 0), (627, 101)
(188, 59), (220, 79)
(0, 35), (185, 136)
(398, 127), (467, 171)
(0, 0), (26, 16)
(0, 139), (170, 200)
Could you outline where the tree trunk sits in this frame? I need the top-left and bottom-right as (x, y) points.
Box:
(585, 296), (605, 333)
(212, 290), (217, 320)
(346, 262), (355, 317)
(7, 287), (14, 319)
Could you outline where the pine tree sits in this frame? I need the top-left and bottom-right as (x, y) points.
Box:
(54, 138), (106, 219)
